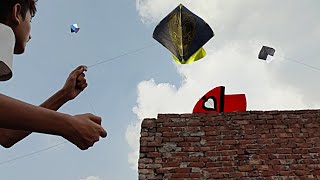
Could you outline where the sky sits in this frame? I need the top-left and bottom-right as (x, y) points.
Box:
(0, 0), (320, 180)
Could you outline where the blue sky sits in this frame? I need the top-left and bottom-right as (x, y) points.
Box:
(0, 0), (176, 179)
(1, 0), (320, 180)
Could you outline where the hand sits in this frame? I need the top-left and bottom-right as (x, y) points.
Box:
(62, 65), (88, 101)
(64, 113), (107, 150)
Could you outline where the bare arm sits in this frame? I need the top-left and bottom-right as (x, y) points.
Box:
(0, 93), (107, 150)
(0, 66), (91, 148)
(0, 89), (69, 148)
(0, 93), (72, 135)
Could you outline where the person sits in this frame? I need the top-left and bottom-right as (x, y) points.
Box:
(0, 0), (107, 150)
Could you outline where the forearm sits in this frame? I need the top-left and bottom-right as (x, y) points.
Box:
(41, 89), (69, 111)
(0, 90), (70, 147)
(0, 93), (71, 135)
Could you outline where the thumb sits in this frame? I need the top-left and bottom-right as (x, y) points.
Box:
(98, 126), (107, 138)
(71, 65), (87, 76)
(87, 114), (107, 138)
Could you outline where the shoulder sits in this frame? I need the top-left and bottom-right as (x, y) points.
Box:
(0, 23), (15, 81)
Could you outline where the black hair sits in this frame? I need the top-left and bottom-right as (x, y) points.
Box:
(0, 0), (37, 24)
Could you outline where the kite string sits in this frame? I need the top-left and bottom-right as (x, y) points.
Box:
(0, 141), (67, 165)
(279, 55), (320, 71)
(83, 89), (96, 114)
(84, 42), (158, 118)
(87, 43), (157, 68)
(0, 43), (159, 166)
(0, 84), (9, 92)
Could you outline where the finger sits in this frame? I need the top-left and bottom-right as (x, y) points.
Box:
(76, 78), (86, 85)
(78, 143), (88, 150)
(76, 83), (87, 91)
(71, 67), (87, 80)
(75, 68), (86, 77)
(80, 83), (88, 90)
(90, 115), (102, 125)
(69, 70), (83, 81)
(93, 136), (100, 143)
(76, 73), (85, 82)
(70, 66), (84, 76)
(88, 141), (95, 147)
(73, 65), (87, 73)
(99, 127), (107, 138)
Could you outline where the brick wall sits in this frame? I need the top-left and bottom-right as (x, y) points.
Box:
(138, 110), (320, 179)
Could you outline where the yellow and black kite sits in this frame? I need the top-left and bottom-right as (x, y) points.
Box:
(153, 4), (214, 64)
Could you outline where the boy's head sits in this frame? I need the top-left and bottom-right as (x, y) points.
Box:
(0, 0), (37, 54)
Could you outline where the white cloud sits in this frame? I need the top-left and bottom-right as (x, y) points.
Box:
(80, 176), (101, 180)
(127, 0), (320, 170)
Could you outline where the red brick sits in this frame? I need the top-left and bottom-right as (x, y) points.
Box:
(229, 172), (246, 177)
(187, 121), (203, 126)
(140, 136), (154, 142)
(249, 160), (263, 165)
(209, 174), (224, 178)
(147, 152), (161, 157)
(200, 126), (216, 132)
(189, 162), (205, 168)
(273, 125), (288, 128)
(285, 128), (301, 133)
(218, 167), (235, 172)
(178, 142), (191, 147)
(216, 145), (232, 151)
(157, 127), (172, 132)
(261, 171), (277, 176)
(175, 168), (191, 173)
(221, 150), (238, 156)
(238, 165), (254, 172)
(139, 111), (320, 179)
(206, 162), (222, 167)
(273, 165), (288, 171)
(163, 162), (180, 167)
(171, 152), (188, 157)
(265, 159), (281, 165)
(189, 173), (201, 178)
(256, 165), (271, 171)
(248, 171), (260, 177)
(278, 171), (294, 176)
(276, 148), (293, 154)
(271, 129), (287, 133)
(205, 151), (220, 156)
(285, 154), (302, 159)
(291, 164), (307, 170)
(294, 170), (310, 176)
(236, 120), (250, 125)
(185, 127), (200, 132)
(140, 147), (156, 152)
(309, 148), (320, 153)
(277, 133), (293, 138)
(185, 137), (200, 142)
(244, 134), (260, 139)
(171, 173), (190, 178)
(304, 123), (319, 128)
(141, 119), (156, 128)
(182, 146), (200, 152)
(141, 132), (149, 137)
(170, 137), (184, 142)
(296, 143), (313, 148)
(260, 134), (276, 139)
(222, 140), (238, 145)
(163, 132), (178, 137)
